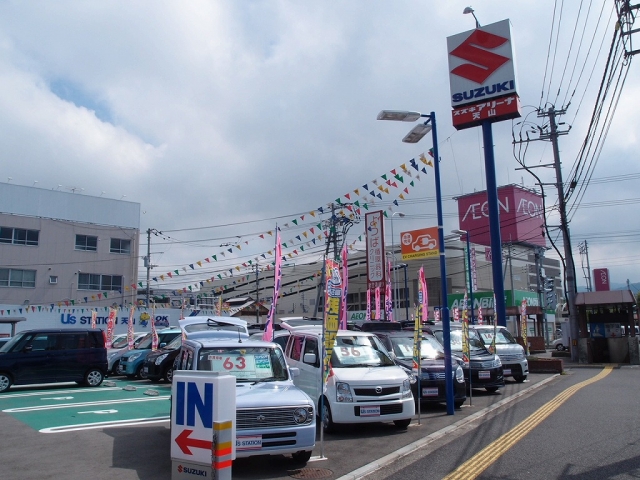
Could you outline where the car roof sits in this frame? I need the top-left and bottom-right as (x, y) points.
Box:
(189, 337), (276, 348)
(180, 316), (248, 328)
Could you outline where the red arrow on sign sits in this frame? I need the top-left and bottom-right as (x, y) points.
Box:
(175, 429), (212, 455)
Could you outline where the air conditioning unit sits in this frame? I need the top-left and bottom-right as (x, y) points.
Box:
(49, 276), (58, 285)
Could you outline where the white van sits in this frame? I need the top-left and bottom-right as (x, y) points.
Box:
(284, 328), (415, 432)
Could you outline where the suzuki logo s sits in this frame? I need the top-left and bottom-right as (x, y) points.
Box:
(450, 30), (509, 84)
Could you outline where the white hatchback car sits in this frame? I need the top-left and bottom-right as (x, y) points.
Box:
(284, 328), (415, 432)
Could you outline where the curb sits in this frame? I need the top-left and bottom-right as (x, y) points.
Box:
(335, 374), (560, 480)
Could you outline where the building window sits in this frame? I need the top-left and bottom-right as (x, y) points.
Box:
(0, 268), (36, 287)
(75, 235), (98, 251)
(110, 238), (131, 254)
(78, 273), (123, 291)
(0, 227), (39, 246)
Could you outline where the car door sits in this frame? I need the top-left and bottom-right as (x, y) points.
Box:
(55, 332), (87, 381)
(15, 332), (57, 385)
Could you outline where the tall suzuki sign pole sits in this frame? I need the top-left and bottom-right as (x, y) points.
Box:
(447, 19), (521, 327)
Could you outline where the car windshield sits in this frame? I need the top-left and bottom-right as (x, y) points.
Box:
(196, 346), (288, 382)
(112, 335), (143, 349)
(389, 335), (444, 360)
(434, 329), (485, 352)
(476, 328), (517, 345)
(165, 335), (183, 350)
(0, 332), (26, 353)
(331, 335), (395, 368)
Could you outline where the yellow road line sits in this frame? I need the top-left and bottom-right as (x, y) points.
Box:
(443, 366), (613, 480)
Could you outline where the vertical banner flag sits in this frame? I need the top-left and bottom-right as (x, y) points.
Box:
(434, 308), (440, 323)
(453, 307), (460, 323)
(477, 306), (484, 325)
(323, 259), (342, 388)
(180, 299), (186, 320)
(263, 231), (282, 341)
(461, 294), (470, 363)
(127, 306), (135, 350)
(521, 299), (529, 356)
(339, 243), (349, 330)
(151, 303), (159, 351)
(215, 296), (222, 316)
(412, 302), (421, 375)
(419, 266), (428, 325)
(366, 288), (371, 321)
(375, 286), (381, 320)
(105, 307), (116, 349)
(489, 293), (497, 354)
(90, 310), (97, 330)
(385, 260), (393, 321)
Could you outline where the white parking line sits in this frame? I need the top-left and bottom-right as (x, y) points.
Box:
(0, 387), (125, 399)
(40, 416), (170, 433)
(3, 395), (170, 413)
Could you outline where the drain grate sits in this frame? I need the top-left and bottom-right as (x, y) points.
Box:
(288, 467), (333, 479)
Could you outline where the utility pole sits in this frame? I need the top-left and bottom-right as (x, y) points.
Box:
(578, 241), (593, 292)
(254, 263), (260, 324)
(539, 106), (580, 362)
(145, 228), (152, 307)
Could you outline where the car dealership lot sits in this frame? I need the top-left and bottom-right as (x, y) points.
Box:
(0, 374), (560, 480)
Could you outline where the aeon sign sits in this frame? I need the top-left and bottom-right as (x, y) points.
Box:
(456, 185), (546, 248)
(593, 268), (610, 292)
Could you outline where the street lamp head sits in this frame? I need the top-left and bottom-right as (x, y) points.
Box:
(463, 6), (481, 28)
(451, 229), (468, 236)
(392, 212), (405, 218)
(377, 110), (422, 122)
(402, 123), (432, 144)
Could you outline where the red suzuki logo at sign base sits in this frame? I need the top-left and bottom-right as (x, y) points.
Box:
(450, 30), (509, 84)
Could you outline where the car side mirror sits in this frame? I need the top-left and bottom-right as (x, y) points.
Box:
(303, 353), (316, 365)
(159, 342), (166, 348)
(289, 367), (300, 377)
(23, 345), (33, 353)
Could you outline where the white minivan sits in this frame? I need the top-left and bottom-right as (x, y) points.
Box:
(284, 327), (415, 432)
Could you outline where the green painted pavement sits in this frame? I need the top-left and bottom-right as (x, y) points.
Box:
(0, 379), (172, 432)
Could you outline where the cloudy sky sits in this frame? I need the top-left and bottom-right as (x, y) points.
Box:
(0, 1), (637, 295)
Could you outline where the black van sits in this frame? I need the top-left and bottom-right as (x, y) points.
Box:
(0, 329), (107, 392)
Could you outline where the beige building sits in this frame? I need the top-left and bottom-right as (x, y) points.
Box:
(0, 183), (140, 308)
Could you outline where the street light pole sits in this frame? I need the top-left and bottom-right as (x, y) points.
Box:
(390, 212), (405, 319)
(452, 229), (475, 324)
(377, 109), (454, 416)
(398, 263), (409, 321)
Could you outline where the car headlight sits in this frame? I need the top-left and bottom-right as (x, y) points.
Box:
(127, 352), (142, 362)
(407, 373), (418, 384)
(455, 366), (465, 383)
(293, 407), (313, 424)
(493, 355), (502, 368)
(402, 378), (412, 398)
(155, 353), (168, 365)
(336, 382), (353, 402)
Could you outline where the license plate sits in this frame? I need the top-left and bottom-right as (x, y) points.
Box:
(422, 387), (439, 397)
(479, 371), (491, 380)
(503, 368), (511, 375)
(236, 435), (262, 451)
(360, 405), (380, 417)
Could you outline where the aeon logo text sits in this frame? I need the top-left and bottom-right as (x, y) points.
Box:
(450, 30), (509, 84)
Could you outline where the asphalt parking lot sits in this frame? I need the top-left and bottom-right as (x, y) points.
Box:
(0, 372), (561, 480)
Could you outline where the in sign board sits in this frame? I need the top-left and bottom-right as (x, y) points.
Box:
(400, 227), (439, 260)
(365, 211), (386, 290)
(447, 19), (521, 129)
(171, 371), (236, 467)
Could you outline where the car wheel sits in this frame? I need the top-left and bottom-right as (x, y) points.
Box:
(291, 450), (312, 464)
(84, 369), (104, 387)
(454, 400), (465, 408)
(393, 418), (411, 429)
(513, 374), (527, 383)
(111, 360), (120, 375)
(163, 366), (174, 383)
(135, 364), (148, 380)
(485, 386), (499, 393)
(0, 373), (12, 393)
(320, 399), (334, 433)
(555, 344), (564, 351)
